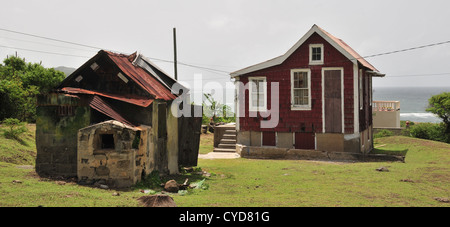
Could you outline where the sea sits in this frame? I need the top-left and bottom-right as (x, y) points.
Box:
(373, 86), (450, 123)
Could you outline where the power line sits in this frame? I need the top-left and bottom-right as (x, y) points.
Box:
(387, 72), (450, 78)
(0, 27), (232, 75)
(361, 40), (450, 60)
(2, 26), (450, 80)
(0, 35), (97, 53)
(0, 27), (103, 50)
(0, 44), (92, 58)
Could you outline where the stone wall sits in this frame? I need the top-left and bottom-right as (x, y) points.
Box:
(236, 144), (404, 162)
(77, 121), (142, 188)
(35, 93), (90, 177)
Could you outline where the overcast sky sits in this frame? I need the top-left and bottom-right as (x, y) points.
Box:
(1, 0), (450, 105)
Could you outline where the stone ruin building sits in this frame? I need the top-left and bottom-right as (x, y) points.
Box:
(35, 50), (202, 188)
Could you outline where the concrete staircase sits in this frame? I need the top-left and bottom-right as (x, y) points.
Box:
(213, 128), (237, 153)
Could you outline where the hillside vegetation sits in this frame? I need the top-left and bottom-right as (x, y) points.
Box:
(0, 124), (36, 165)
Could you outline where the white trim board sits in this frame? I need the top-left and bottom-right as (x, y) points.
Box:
(230, 24), (365, 77)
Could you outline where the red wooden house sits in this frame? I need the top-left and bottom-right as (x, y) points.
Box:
(231, 25), (384, 156)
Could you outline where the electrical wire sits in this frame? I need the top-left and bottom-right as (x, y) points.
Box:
(0, 44), (92, 58)
(0, 27), (102, 50)
(2, 26), (450, 80)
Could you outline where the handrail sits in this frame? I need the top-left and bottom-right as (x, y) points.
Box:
(372, 101), (400, 112)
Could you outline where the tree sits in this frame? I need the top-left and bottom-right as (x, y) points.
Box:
(0, 56), (65, 122)
(426, 92), (450, 133)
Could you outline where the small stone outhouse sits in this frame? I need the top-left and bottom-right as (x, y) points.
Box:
(77, 120), (152, 188)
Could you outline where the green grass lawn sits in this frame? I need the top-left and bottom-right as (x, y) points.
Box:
(198, 132), (214, 154)
(0, 126), (448, 207)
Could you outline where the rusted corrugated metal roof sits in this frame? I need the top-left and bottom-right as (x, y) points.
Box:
(317, 26), (378, 72)
(61, 87), (154, 107)
(104, 51), (177, 101)
(88, 95), (135, 127)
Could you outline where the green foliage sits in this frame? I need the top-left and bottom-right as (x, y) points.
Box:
(0, 56), (65, 122)
(374, 129), (394, 139)
(133, 171), (162, 190)
(202, 93), (235, 124)
(409, 122), (449, 143)
(1, 118), (28, 141)
(427, 92), (450, 133)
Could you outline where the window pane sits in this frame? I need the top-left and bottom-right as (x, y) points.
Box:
(251, 81), (257, 93)
(258, 95), (265, 107)
(312, 47), (321, 61)
(257, 80), (264, 92)
(294, 72), (308, 88)
(251, 94), (258, 107)
(294, 89), (308, 105)
(249, 78), (266, 109)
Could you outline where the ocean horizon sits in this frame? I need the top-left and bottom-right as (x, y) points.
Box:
(373, 86), (450, 123)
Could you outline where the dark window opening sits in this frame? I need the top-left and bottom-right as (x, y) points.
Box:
(101, 134), (115, 149)
(158, 103), (167, 139)
(132, 131), (141, 149)
(312, 47), (322, 61)
(57, 106), (75, 116)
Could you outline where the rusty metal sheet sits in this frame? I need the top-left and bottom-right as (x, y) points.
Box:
(88, 95), (135, 127)
(61, 87), (154, 107)
(104, 51), (177, 101)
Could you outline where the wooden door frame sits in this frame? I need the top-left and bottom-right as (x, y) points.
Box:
(321, 67), (344, 133)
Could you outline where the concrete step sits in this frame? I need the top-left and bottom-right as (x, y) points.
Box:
(220, 139), (236, 144)
(218, 143), (236, 149)
(224, 129), (237, 134)
(213, 148), (236, 153)
(222, 134), (236, 139)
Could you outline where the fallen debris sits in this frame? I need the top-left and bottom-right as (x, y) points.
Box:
(164, 180), (179, 193)
(139, 189), (156, 194)
(12, 180), (22, 184)
(434, 197), (449, 203)
(55, 181), (66, 185)
(376, 166), (389, 172)
(400, 179), (414, 183)
(178, 178), (190, 190)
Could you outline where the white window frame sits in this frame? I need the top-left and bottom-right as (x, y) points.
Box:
(309, 44), (324, 65)
(291, 69), (312, 110)
(248, 77), (267, 112)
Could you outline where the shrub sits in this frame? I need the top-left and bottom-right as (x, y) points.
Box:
(426, 92), (450, 133)
(409, 122), (449, 143)
(1, 118), (28, 140)
(374, 129), (394, 139)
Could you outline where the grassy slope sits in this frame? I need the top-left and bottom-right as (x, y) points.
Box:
(0, 124), (36, 165)
(0, 128), (448, 207)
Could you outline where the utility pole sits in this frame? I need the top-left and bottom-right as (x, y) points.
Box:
(173, 27), (178, 80)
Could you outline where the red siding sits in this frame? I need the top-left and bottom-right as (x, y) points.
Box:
(295, 132), (315, 149)
(239, 32), (355, 133)
(262, 132), (276, 146)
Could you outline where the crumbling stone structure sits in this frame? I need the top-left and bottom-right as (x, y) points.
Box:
(35, 50), (202, 188)
(77, 120), (152, 188)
